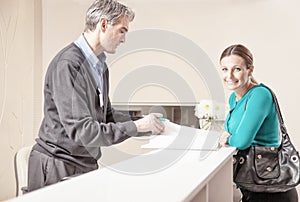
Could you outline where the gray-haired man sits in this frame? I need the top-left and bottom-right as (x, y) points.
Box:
(28, 0), (164, 192)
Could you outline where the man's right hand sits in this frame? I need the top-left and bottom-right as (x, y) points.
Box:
(134, 113), (165, 135)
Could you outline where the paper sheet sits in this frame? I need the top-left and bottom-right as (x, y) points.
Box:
(141, 121), (221, 150)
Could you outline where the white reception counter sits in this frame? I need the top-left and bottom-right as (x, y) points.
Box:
(7, 146), (235, 202)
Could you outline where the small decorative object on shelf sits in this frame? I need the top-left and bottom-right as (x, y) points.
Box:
(194, 100), (228, 131)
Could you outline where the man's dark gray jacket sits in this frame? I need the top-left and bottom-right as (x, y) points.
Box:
(33, 43), (138, 169)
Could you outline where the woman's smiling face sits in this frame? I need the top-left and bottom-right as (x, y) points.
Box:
(220, 54), (253, 93)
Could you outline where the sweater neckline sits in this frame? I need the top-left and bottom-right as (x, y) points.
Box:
(234, 83), (263, 103)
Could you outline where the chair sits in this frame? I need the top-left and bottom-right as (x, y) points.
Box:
(14, 145), (33, 196)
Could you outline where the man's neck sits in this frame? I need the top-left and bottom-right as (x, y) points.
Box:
(83, 32), (104, 56)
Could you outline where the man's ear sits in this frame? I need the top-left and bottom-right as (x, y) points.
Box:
(99, 18), (108, 32)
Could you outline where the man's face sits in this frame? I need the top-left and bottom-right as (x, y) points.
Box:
(100, 16), (129, 54)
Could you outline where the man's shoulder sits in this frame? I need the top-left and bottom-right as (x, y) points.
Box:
(55, 43), (85, 63)
(46, 43), (88, 79)
(47, 43), (87, 73)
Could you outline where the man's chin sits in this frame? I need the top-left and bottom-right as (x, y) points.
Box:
(106, 49), (116, 54)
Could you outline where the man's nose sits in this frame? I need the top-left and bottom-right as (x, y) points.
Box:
(120, 35), (126, 43)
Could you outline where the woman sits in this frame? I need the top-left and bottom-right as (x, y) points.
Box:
(219, 44), (298, 202)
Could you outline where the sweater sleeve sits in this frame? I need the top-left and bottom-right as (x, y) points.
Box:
(228, 87), (273, 149)
(50, 60), (138, 147)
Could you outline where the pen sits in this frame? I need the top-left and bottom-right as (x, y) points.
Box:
(159, 117), (168, 121)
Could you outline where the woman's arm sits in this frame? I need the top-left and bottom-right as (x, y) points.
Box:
(227, 87), (273, 149)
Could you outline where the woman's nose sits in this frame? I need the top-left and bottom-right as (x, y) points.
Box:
(224, 71), (231, 79)
(227, 71), (234, 79)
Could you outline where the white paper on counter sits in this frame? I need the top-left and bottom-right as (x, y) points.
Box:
(141, 121), (221, 150)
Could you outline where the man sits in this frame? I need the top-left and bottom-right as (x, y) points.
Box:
(28, 0), (165, 192)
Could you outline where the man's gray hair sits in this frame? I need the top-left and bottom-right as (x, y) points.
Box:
(84, 0), (135, 31)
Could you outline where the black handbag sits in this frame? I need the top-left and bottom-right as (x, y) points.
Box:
(233, 85), (300, 193)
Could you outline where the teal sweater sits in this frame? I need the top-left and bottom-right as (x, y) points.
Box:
(225, 83), (280, 150)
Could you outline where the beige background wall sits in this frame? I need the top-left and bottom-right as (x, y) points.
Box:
(0, 0), (300, 200)
(0, 0), (42, 200)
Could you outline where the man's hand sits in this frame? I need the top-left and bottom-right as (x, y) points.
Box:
(134, 113), (165, 135)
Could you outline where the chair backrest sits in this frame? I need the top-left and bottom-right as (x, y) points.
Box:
(14, 145), (32, 196)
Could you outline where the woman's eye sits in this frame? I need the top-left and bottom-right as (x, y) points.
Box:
(234, 67), (241, 72)
(221, 67), (228, 72)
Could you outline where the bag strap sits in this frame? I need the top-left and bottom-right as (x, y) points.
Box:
(262, 84), (288, 135)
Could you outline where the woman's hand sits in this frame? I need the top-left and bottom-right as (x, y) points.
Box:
(219, 131), (231, 147)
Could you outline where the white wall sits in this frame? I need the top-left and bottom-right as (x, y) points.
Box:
(43, 0), (300, 139)
(42, 0), (300, 195)
(1, 0), (299, 200)
(0, 0), (42, 200)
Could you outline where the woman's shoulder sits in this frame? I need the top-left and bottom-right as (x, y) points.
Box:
(249, 83), (273, 101)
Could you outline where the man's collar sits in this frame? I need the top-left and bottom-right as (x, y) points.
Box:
(74, 34), (106, 67)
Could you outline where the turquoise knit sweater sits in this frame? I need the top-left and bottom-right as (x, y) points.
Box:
(225, 83), (280, 150)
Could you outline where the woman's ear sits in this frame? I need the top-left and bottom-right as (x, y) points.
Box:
(249, 65), (254, 75)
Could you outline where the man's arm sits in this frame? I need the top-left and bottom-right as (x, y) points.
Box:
(51, 60), (137, 147)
